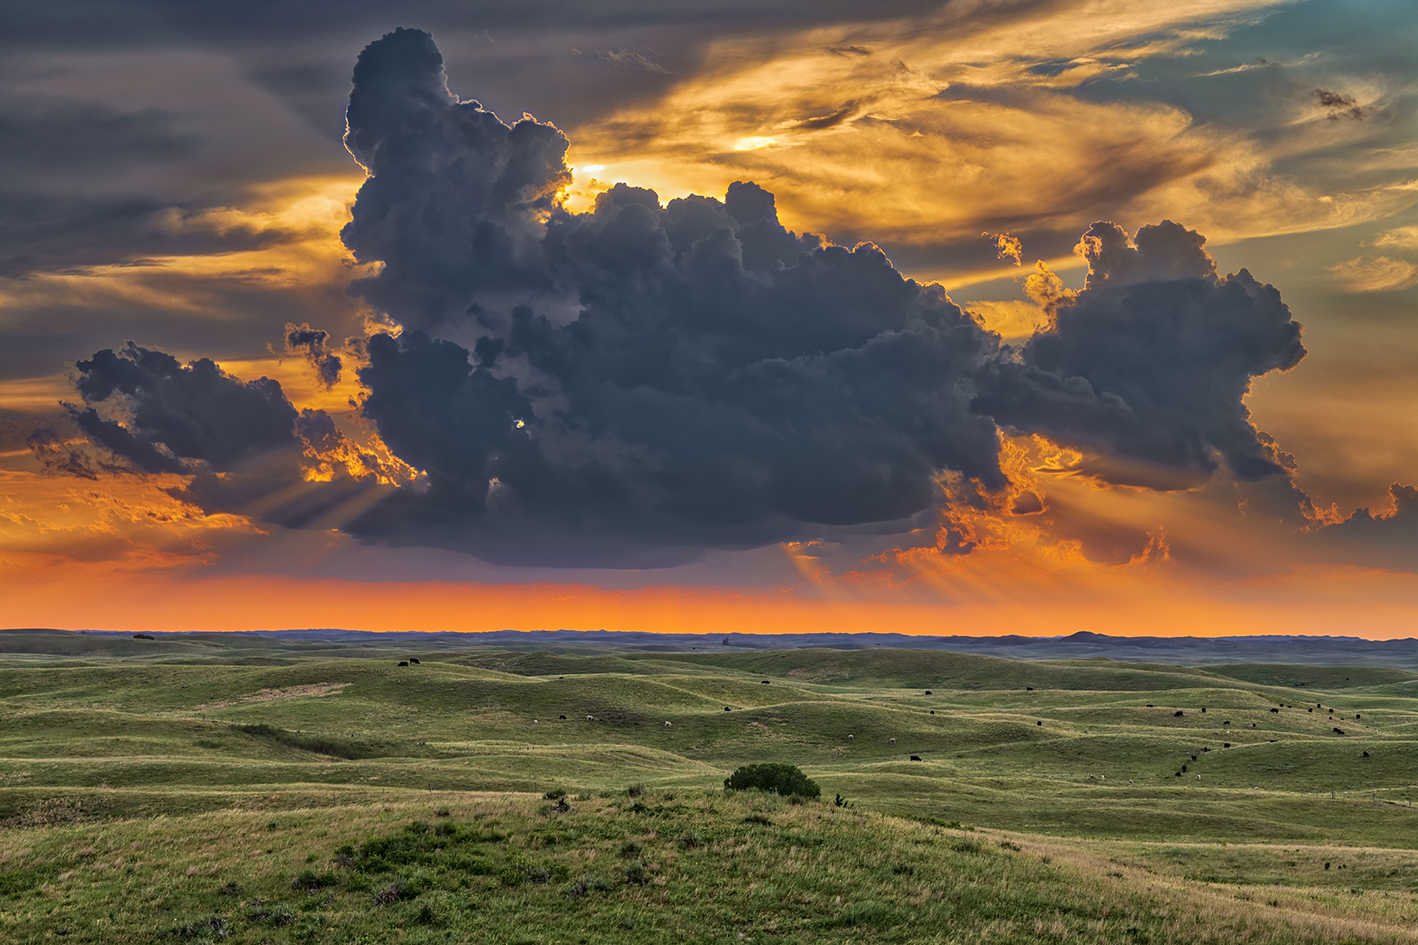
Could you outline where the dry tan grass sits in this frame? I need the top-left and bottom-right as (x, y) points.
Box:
(194, 682), (347, 710)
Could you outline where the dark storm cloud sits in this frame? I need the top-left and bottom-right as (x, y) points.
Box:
(51, 28), (1313, 569)
(329, 29), (1007, 564)
(341, 28), (573, 331)
(973, 221), (1305, 482)
(67, 343), (299, 473)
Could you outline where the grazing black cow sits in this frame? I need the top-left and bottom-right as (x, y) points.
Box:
(1270, 708), (1279, 713)
(1363, 750), (1370, 757)
(559, 715), (567, 719)
(1036, 721), (1043, 726)
(924, 690), (932, 695)
(397, 661), (408, 667)
(1223, 742), (1231, 748)
(910, 755), (922, 761)
(724, 707), (731, 711)
(1223, 720), (1230, 726)
(1026, 687), (1034, 691)
(1181, 765), (1187, 772)
(1333, 727), (1345, 735)
(1201, 708), (1207, 713)
(1356, 714), (1362, 719)
(409, 658), (421, 664)
(1174, 711), (1184, 717)
(762, 680), (771, 685)
(930, 710), (935, 715)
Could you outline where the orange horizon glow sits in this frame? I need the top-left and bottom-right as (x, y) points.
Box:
(4, 567), (1418, 641)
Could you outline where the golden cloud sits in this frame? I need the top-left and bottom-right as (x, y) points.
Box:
(562, 0), (1406, 260)
(1327, 256), (1418, 292)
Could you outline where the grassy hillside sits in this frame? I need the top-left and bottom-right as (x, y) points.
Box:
(5, 791), (1418, 945)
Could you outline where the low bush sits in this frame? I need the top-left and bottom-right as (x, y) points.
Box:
(724, 763), (821, 799)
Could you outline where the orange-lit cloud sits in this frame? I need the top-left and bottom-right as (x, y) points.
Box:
(560, 0), (1410, 259)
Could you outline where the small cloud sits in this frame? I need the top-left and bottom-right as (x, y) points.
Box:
(1328, 256), (1418, 292)
(779, 102), (862, 132)
(984, 232), (1023, 266)
(1372, 226), (1418, 251)
(1195, 57), (1281, 77)
(1314, 88), (1365, 121)
(284, 322), (342, 388)
(825, 45), (872, 57)
(578, 46), (669, 74)
(733, 136), (779, 151)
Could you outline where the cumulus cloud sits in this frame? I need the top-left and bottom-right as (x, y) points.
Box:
(65, 343), (301, 474)
(341, 27), (573, 333)
(972, 220), (1305, 482)
(56, 29), (1314, 570)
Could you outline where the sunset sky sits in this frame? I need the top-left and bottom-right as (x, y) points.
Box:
(1, 0), (1415, 637)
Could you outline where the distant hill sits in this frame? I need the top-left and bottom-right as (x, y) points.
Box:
(5, 625), (1416, 670)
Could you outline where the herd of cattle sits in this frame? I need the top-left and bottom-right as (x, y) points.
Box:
(391, 660), (1368, 772)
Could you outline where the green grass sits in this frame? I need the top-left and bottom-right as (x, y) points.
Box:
(5, 640), (1418, 941)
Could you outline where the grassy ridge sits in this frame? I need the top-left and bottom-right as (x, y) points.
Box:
(4, 792), (1418, 944)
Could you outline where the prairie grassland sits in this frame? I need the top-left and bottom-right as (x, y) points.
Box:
(3, 637), (1418, 941)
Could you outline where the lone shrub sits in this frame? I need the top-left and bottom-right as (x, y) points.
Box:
(723, 763), (820, 799)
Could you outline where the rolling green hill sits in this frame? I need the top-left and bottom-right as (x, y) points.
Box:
(4, 639), (1418, 942)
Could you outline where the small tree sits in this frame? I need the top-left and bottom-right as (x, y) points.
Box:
(723, 763), (820, 799)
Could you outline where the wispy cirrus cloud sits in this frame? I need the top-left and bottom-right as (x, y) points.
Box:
(1328, 255), (1418, 293)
